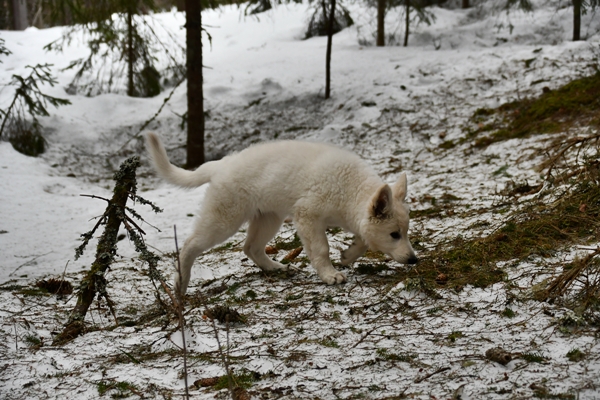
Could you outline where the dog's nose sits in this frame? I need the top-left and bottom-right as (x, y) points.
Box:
(407, 255), (418, 265)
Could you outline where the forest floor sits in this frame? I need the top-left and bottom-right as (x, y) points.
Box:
(2, 2), (600, 399)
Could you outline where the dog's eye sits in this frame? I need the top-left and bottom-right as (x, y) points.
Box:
(390, 231), (401, 240)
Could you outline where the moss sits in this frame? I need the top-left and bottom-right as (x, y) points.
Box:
(356, 263), (389, 275)
(502, 307), (515, 318)
(410, 207), (445, 219)
(319, 337), (340, 348)
(16, 287), (51, 296)
(521, 352), (548, 363)
(438, 140), (456, 149)
(97, 380), (139, 397)
(274, 233), (302, 250)
(402, 172), (600, 293)
(566, 348), (585, 362)
(447, 331), (463, 342)
(213, 370), (257, 390)
(376, 348), (418, 363)
(468, 73), (600, 147)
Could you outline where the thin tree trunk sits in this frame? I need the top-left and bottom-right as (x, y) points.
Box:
(127, 8), (135, 97)
(376, 0), (386, 46)
(462, 0), (469, 9)
(404, 0), (410, 47)
(32, 1), (44, 28)
(324, 0), (336, 99)
(10, 0), (28, 30)
(573, 0), (581, 41)
(185, 0), (205, 168)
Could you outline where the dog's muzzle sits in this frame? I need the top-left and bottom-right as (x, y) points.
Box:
(406, 255), (418, 265)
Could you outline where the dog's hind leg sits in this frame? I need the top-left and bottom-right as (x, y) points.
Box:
(244, 212), (287, 272)
(340, 236), (368, 266)
(176, 197), (247, 295)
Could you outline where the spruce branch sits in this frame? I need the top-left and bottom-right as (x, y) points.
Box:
(0, 64), (71, 142)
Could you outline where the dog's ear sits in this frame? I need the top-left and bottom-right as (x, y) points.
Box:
(371, 185), (393, 219)
(392, 173), (408, 202)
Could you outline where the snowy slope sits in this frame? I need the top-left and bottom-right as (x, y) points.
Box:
(1, 1), (600, 399)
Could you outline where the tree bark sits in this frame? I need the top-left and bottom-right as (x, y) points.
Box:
(376, 0), (386, 46)
(324, 0), (336, 99)
(404, 0), (410, 47)
(462, 0), (470, 9)
(185, 0), (205, 168)
(573, 0), (581, 41)
(10, 0), (28, 30)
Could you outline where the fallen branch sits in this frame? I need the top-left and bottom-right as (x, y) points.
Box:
(53, 156), (164, 345)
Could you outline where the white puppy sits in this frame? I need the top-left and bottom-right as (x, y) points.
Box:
(146, 133), (417, 294)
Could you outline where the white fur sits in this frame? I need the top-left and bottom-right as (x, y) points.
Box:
(146, 132), (417, 294)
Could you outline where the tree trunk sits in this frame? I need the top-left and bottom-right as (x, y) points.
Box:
(462, 0), (469, 9)
(573, 0), (581, 41)
(185, 0), (205, 168)
(176, 0), (185, 12)
(403, 0), (410, 47)
(10, 0), (28, 30)
(127, 8), (135, 97)
(324, 0), (336, 99)
(376, 0), (386, 46)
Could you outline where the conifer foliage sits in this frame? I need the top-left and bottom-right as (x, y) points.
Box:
(0, 41), (71, 156)
(44, 0), (185, 97)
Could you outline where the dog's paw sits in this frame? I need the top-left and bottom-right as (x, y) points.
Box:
(318, 269), (347, 285)
(258, 260), (288, 272)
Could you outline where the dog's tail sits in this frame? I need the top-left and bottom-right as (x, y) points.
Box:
(146, 132), (214, 188)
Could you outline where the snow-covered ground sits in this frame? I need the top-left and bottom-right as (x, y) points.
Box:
(1, 1), (600, 399)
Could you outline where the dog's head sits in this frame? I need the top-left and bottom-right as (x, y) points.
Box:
(361, 173), (418, 264)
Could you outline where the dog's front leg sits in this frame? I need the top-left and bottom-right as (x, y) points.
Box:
(295, 219), (347, 284)
(340, 236), (368, 266)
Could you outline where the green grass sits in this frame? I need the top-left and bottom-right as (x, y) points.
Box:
(566, 348), (585, 362)
(213, 370), (257, 390)
(97, 380), (138, 398)
(356, 263), (389, 275)
(274, 233), (302, 250)
(521, 352), (547, 363)
(502, 308), (516, 318)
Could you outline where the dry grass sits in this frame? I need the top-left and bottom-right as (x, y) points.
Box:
(448, 73), (600, 148)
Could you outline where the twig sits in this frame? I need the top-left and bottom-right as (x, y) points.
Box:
(122, 215), (147, 236)
(209, 317), (235, 399)
(543, 133), (600, 180)
(413, 366), (451, 383)
(14, 321), (18, 351)
(9, 252), (52, 276)
(174, 225), (190, 400)
(118, 75), (186, 151)
(80, 194), (111, 202)
(351, 324), (397, 349)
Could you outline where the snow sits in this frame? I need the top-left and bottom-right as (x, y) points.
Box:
(2, 0), (600, 399)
